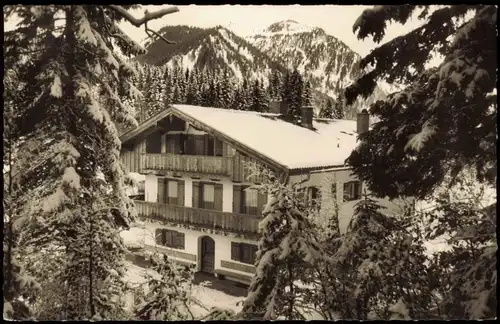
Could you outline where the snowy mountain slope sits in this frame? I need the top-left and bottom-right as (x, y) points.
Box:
(247, 20), (359, 98)
(246, 20), (388, 117)
(138, 21), (390, 117)
(138, 25), (286, 83)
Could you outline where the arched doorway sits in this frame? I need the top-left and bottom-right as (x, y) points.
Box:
(199, 236), (215, 274)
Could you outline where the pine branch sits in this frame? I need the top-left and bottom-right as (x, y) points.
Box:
(107, 5), (179, 45)
(144, 21), (176, 44)
(108, 5), (179, 26)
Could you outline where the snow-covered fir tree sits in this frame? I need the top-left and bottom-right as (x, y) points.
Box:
(323, 196), (431, 320)
(318, 98), (334, 119)
(3, 4), (179, 320)
(250, 79), (270, 112)
(287, 68), (304, 118)
(238, 169), (322, 320)
(345, 5), (496, 199)
(344, 5), (497, 319)
(333, 97), (345, 119)
(302, 81), (313, 107)
(3, 69), (42, 320)
(134, 254), (198, 320)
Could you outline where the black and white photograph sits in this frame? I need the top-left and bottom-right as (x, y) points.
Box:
(3, 4), (497, 320)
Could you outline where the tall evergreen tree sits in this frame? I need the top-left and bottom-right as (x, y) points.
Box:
(218, 69), (234, 109)
(280, 70), (293, 113)
(302, 81), (313, 107)
(3, 4), (179, 319)
(345, 5), (496, 199)
(288, 68), (304, 118)
(239, 174), (322, 320)
(344, 5), (497, 320)
(318, 99), (334, 119)
(232, 87), (246, 110)
(249, 79), (269, 113)
(333, 97), (345, 119)
(267, 70), (282, 101)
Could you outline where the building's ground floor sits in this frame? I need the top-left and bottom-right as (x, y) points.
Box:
(125, 221), (259, 285)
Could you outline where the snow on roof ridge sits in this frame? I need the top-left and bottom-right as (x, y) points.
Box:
(172, 104), (281, 116)
(171, 104), (359, 170)
(172, 104), (356, 125)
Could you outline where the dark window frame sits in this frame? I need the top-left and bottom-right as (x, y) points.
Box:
(343, 181), (362, 202)
(231, 242), (258, 265)
(156, 229), (185, 250)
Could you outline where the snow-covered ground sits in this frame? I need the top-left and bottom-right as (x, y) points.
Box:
(123, 262), (244, 318)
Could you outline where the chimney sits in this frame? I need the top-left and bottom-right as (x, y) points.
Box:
(357, 109), (369, 134)
(269, 100), (288, 115)
(300, 105), (314, 129)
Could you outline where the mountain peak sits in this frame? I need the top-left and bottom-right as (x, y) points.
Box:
(264, 20), (314, 34)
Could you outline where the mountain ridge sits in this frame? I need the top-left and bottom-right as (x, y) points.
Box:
(137, 20), (388, 117)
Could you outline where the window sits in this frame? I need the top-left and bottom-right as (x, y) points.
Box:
(343, 181), (362, 202)
(146, 131), (162, 153)
(244, 188), (259, 215)
(203, 183), (215, 209)
(155, 229), (185, 250)
(167, 180), (178, 205)
(195, 136), (205, 155)
(207, 135), (215, 156)
(214, 138), (223, 156)
(231, 242), (258, 265)
(308, 187), (321, 209)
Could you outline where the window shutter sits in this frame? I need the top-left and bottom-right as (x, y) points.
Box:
(155, 229), (163, 245)
(257, 191), (268, 217)
(166, 134), (175, 154)
(231, 242), (241, 261)
(176, 232), (185, 249)
(179, 133), (186, 154)
(166, 230), (174, 248)
(187, 135), (196, 155)
(356, 181), (362, 199)
(157, 178), (166, 204)
(214, 183), (223, 211)
(174, 134), (182, 154)
(192, 182), (200, 208)
(177, 180), (185, 207)
(251, 245), (259, 264)
(195, 135), (204, 155)
(233, 185), (242, 213)
(214, 138), (223, 156)
(343, 182), (349, 202)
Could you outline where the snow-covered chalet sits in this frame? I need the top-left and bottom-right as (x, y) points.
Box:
(119, 103), (407, 284)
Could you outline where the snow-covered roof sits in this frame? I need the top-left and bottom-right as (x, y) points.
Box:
(171, 104), (358, 170)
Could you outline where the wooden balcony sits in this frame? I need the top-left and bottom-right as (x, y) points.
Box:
(134, 200), (260, 235)
(140, 153), (233, 176)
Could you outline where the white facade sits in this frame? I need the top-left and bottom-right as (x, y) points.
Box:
(138, 167), (410, 282)
(290, 167), (413, 233)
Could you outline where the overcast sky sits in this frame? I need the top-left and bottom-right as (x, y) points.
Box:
(120, 5), (425, 57)
(3, 5), (426, 57)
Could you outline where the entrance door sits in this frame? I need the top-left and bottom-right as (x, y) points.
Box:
(200, 236), (215, 274)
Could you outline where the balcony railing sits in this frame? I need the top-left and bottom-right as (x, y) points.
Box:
(134, 200), (260, 234)
(140, 153), (233, 176)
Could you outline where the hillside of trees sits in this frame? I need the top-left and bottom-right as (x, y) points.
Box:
(128, 63), (343, 123)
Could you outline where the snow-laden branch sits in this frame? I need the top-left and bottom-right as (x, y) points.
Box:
(108, 5), (179, 27)
(108, 5), (179, 45)
(144, 20), (175, 44)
